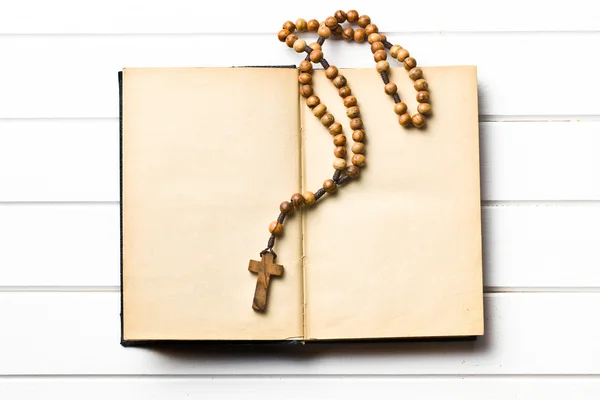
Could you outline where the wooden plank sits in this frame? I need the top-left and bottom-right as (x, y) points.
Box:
(0, 292), (599, 374)
(1, 120), (599, 202)
(0, 119), (119, 202)
(0, 204), (118, 287)
(1, 203), (598, 287)
(0, 33), (598, 118)
(480, 121), (600, 200)
(482, 204), (600, 288)
(1, 0), (597, 33)
(1, 377), (600, 399)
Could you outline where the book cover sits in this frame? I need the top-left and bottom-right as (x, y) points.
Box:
(119, 65), (483, 345)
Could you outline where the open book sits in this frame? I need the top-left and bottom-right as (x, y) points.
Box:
(120, 65), (483, 344)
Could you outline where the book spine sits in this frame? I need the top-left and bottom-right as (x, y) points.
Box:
(298, 83), (309, 341)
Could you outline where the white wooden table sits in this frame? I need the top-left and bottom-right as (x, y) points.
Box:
(0, 1), (599, 398)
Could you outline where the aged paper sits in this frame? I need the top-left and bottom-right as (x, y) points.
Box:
(302, 66), (484, 339)
(123, 66), (483, 341)
(122, 67), (304, 340)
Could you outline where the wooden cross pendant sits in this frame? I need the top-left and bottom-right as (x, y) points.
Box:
(248, 252), (283, 312)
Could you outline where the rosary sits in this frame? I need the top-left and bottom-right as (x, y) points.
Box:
(248, 10), (432, 311)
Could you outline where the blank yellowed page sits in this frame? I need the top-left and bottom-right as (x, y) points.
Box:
(122, 67), (303, 341)
(302, 66), (483, 340)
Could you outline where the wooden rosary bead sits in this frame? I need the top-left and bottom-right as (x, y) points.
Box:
(412, 113), (426, 128)
(346, 9), (359, 23)
(343, 95), (357, 107)
(321, 113), (335, 127)
(335, 10), (347, 22)
(404, 57), (417, 70)
(333, 158), (347, 171)
(303, 191), (316, 206)
(332, 25), (343, 36)
(306, 95), (320, 108)
(417, 103), (432, 115)
(339, 86), (352, 98)
(309, 42), (321, 51)
(365, 24), (378, 35)
(333, 134), (346, 146)
(352, 130), (365, 142)
(280, 201), (294, 214)
(300, 85), (313, 98)
(396, 48), (410, 62)
(295, 18), (307, 32)
(291, 193), (305, 206)
(293, 39), (307, 53)
(313, 105), (329, 119)
(285, 34), (298, 48)
(269, 221), (283, 235)
(333, 75), (347, 88)
(307, 19), (319, 31)
(298, 72), (312, 84)
(358, 15), (371, 28)
(283, 21), (296, 32)
(384, 82), (397, 95)
(373, 49), (387, 62)
(354, 28), (366, 42)
(376, 60), (390, 73)
(346, 106), (360, 118)
(278, 29), (290, 42)
(352, 154), (366, 167)
(398, 113), (412, 127)
(318, 25), (331, 39)
(328, 122), (343, 135)
(325, 66), (339, 79)
(342, 27), (354, 40)
(390, 45), (402, 58)
(299, 60), (312, 73)
(352, 142), (366, 154)
(394, 102), (408, 115)
(416, 91), (430, 103)
(414, 79), (428, 91)
(323, 179), (337, 193)
(367, 33), (382, 44)
(312, 103), (327, 118)
(371, 41), (385, 54)
(334, 146), (347, 158)
(309, 49), (323, 63)
(350, 118), (363, 130)
(346, 164), (360, 178)
(408, 67), (423, 81)
(325, 16), (339, 28)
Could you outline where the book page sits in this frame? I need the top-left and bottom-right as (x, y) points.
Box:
(122, 67), (304, 341)
(302, 66), (483, 340)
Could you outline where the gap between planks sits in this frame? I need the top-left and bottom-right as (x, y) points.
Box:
(1, 374), (600, 379)
(0, 31), (599, 37)
(2, 287), (600, 293)
(0, 115), (599, 122)
(0, 200), (599, 207)
(483, 200), (600, 207)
